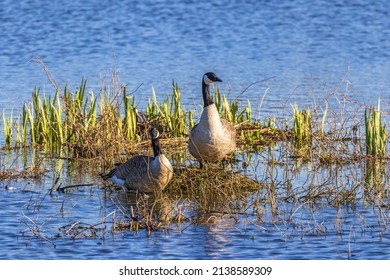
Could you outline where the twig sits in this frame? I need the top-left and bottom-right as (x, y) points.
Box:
(20, 209), (56, 248)
(58, 183), (95, 192)
(236, 76), (277, 99)
(65, 221), (81, 235)
(28, 56), (61, 95)
(71, 222), (108, 239)
(255, 80), (271, 120)
(50, 176), (60, 195)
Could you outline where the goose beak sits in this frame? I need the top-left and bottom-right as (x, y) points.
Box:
(215, 77), (222, 82)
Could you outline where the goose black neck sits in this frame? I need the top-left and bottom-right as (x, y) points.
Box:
(151, 138), (162, 157)
(202, 81), (214, 107)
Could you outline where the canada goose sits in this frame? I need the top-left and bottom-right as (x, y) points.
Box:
(101, 127), (173, 193)
(188, 72), (236, 167)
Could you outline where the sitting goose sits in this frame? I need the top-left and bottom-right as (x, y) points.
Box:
(101, 127), (173, 193)
(188, 72), (236, 167)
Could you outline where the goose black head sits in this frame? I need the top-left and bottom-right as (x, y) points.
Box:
(203, 72), (222, 86)
(150, 127), (160, 140)
(150, 127), (162, 156)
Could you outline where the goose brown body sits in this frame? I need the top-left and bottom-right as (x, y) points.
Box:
(188, 104), (236, 162)
(188, 72), (236, 164)
(102, 128), (173, 193)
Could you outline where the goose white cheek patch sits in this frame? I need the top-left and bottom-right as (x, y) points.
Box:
(203, 74), (214, 85)
(150, 127), (160, 139)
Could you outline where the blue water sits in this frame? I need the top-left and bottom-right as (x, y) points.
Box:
(0, 0), (389, 259)
(0, 0), (389, 115)
(1, 178), (389, 260)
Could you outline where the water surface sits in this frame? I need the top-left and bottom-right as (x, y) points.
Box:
(0, 0), (389, 115)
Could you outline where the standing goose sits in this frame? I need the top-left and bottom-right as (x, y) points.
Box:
(188, 72), (236, 167)
(101, 127), (173, 193)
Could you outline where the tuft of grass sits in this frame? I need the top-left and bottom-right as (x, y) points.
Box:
(291, 105), (312, 148)
(214, 86), (252, 125)
(123, 87), (137, 141)
(63, 79), (96, 149)
(365, 98), (387, 157)
(147, 82), (189, 137)
(166, 166), (262, 215)
(28, 88), (64, 149)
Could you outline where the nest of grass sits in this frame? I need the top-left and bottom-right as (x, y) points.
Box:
(165, 165), (263, 212)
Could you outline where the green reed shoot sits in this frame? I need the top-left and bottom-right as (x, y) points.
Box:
(149, 82), (187, 137)
(159, 92), (173, 132)
(21, 103), (29, 145)
(222, 96), (234, 123)
(123, 87), (137, 141)
(23, 103), (35, 145)
(30, 88), (64, 149)
(63, 80), (88, 144)
(214, 86), (222, 112)
(146, 88), (158, 119)
(291, 105), (312, 147)
(365, 99), (387, 157)
(49, 92), (63, 147)
(214, 86), (252, 125)
(99, 88), (119, 138)
(245, 100), (252, 122)
(14, 115), (22, 146)
(172, 81), (186, 136)
(32, 88), (49, 145)
(2, 109), (13, 147)
(86, 91), (97, 131)
(188, 110), (195, 130)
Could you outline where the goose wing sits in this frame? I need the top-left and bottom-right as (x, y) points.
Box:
(221, 118), (236, 137)
(101, 155), (152, 181)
